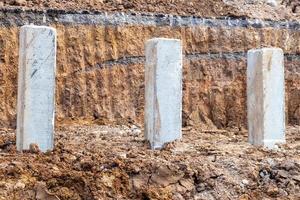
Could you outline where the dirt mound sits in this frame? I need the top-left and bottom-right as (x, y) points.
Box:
(1, 0), (300, 20)
(0, 125), (299, 199)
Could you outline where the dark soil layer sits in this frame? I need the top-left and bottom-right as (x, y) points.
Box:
(0, 125), (299, 199)
(1, 0), (300, 20)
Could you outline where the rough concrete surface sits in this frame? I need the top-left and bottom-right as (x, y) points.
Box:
(145, 38), (182, 149)
(247, 48), (285, 149)
(16, 25), (56, 152)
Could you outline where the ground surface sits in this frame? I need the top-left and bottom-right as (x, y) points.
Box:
(0, 125), (299, 199)
(1, 0), (300, 20)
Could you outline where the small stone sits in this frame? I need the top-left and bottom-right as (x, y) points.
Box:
(196, 183), (206, 192)
(118, 153), (127, 159)
(131, 125), (141, 135)
(179, 179), (194, 191)
(266, 0), (279, 7)
(280, 161), (295, 171)
(173, 192), (185, 200)
(239, 194), (250, 200)
(14, 0), (26, 6)
(242, 179), (249, 185)
(68, 155), (77, 162)
(259, 169), (270, 179)
(14, 181), (25, 190)
(115, 0), (123, 4)
(277, 170), (289, 179)
(267, 185), (279, 197)
(29, 143), (40, 153)
(35, 182), (60, 200)
(293, 175), (300, 183)
(266, 158), (276, 167)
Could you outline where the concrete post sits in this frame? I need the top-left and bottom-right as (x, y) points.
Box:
(144, 38), (182, 149)
(17, 25), (57, 152)
(247, 48), (285, 149)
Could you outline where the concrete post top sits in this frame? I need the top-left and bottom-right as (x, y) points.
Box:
(146, 38), (181, 44)
(247, 47), (283, 54)
(21, 25), (56, 33)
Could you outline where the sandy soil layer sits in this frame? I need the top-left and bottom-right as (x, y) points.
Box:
(0, 125), (299, 199)
(0, 0), (300, 20)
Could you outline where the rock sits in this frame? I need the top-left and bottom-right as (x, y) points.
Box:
(173, 193), (185, 200)
(150, 166), (184, 187)
(35, 182), (60, 200)
(266, 158), (276, 167)
(179, 179), (195, 191)
(267, 185), (279, 197)
(277, 170), (289, 179)
(115, 0), (123, 4)
(14, 0), (26, 6)
(241, 179), (249, 185)
(293, 175), (300, 183)
(101, 173), (115, 188)
(239, 194), (250, 200)
(130, 125), (141, 135)
(196, 183), (206, 192)
(29, 143), (40, 154)
(132, 175), (149, 190)
(118, 153), (127, 159)
(259, 169), (270, 179)
(295, 6), (300, 14)
(280, 161), (295, 171)
(13, 181), (25, 190)
(266, 0), (280, 7)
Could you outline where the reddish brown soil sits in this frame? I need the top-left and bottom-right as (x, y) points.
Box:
(1, 0), (300, 20)
(0, 125), (299, 199)
(1, 25), (300, 129)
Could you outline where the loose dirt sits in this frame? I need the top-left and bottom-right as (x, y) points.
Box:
(0, 125), (299, 199)
(1, 0), (300, 20)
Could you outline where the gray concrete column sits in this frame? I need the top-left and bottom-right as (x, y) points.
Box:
(17, 25), (57, 152)
(247, 48), (285, 149)
(144, 38), (182, 149)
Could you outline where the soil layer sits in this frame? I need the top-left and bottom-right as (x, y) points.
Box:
(1, 0), (300, 20)
(0, 22), (300, 129)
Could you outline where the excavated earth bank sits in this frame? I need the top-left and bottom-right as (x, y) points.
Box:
(0, 7), (300, 129)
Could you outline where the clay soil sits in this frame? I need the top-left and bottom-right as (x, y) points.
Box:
(0, 125), (299, 199)
(1, 0), (300, 20)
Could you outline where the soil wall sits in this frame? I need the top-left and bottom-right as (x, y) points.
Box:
(0, 9), (300, 129)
